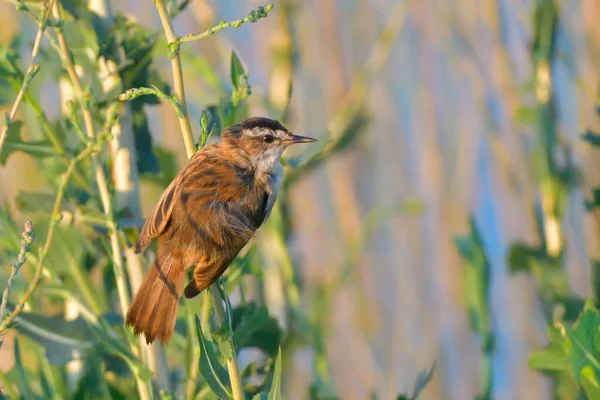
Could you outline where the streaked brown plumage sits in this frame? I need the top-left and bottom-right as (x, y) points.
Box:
(125, 117), (315, 344)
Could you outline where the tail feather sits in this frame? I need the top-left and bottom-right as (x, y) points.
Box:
(126, 256), (185, 344)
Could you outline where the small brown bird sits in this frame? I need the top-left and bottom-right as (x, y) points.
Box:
(125, 117), (315, 344)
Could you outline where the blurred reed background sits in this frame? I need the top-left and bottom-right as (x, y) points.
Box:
(1, 0), (600, 399)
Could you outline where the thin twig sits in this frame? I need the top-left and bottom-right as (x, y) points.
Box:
(0, 0), (56, 154)
(0, 221), (35, 349)
(175, 4), (273, 45)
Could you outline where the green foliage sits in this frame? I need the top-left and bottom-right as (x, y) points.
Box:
(454, 218), (493, 400)
(267, 347), (282, 400)
(0, 1), (436, 399)
(194, 315), (233, 399)
(0, 121), (55, 165)
(530, 300), (600, 399)
(232, 303), (283, 357)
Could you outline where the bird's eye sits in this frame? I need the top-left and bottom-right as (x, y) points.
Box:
(263, 134), (275, 143)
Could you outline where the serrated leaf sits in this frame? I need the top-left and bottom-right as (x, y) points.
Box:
(0, 121), (56, 165)
(195, 315), (232, 399)
(230, 51), (245, 90)
(565, 300), (600, 380)
(267, 347), (282, 400)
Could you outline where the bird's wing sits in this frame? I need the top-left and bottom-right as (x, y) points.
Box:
(134, 150), (207, 253)
(134, 177), (180, 253)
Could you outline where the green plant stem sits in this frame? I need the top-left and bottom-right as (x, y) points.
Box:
(52, 0), (131, 320)
(0, 367), (18, 399)
(154, 0), (195, 156)
(175, 4), (274, 45)
(210, 287), (245, 400)
(51, 3), (150, 399)
(185, 301), (202, 399)
(153, 2), (246, 398)
(0, 221), (35, 349)
(0, 0), (56, 155)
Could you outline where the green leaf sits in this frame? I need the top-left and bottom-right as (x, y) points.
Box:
(582, 131), (600, 147)
(230, 51), (246, 90)
(581, 365), (600, 400)
(565, 300), (600, 380)
(212, 323), (234, 360)
(180, 48), (223, 90)
(195, 315), (232, 399)
(507, 243), (539, 273)
(267, 347), (283, 400)
(515, 105), (538, 125)
(586, 188), (600, 211)
(15, 191), (59, 213)
(142, 145), (178, 187)
(12, 311), (96, 365)
(529, 340), (570, 371)
(232, 303), (283, 356)
(0, 121), (56, 165)
(13, 337), (33, 400)
(454, 219), (491, 344)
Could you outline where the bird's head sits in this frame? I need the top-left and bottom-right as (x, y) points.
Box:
(222, 117), (316, 173)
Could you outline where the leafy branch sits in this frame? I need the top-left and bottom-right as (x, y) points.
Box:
(0, 140), (100, 336)
(0, 0), (56, 155)
(0, 221), (35, 349)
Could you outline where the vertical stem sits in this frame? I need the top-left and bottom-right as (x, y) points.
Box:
(210, 288), (245, 400)
(152, 2), (245, 399)
(154, 0), (195, 157)
(51, 2), (150, 399)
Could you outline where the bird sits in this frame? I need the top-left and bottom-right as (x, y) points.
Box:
(125, 117), (316, 344)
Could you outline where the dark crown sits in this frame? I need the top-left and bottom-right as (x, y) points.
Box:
(240, 117), (288, 132)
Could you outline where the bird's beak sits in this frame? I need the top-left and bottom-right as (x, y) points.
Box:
(285, 134), (317, 144)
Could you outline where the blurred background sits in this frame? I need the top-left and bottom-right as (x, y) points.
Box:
(1, 0), (600, 399)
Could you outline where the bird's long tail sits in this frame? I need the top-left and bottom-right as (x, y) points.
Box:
(125, 256), (185, 344)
